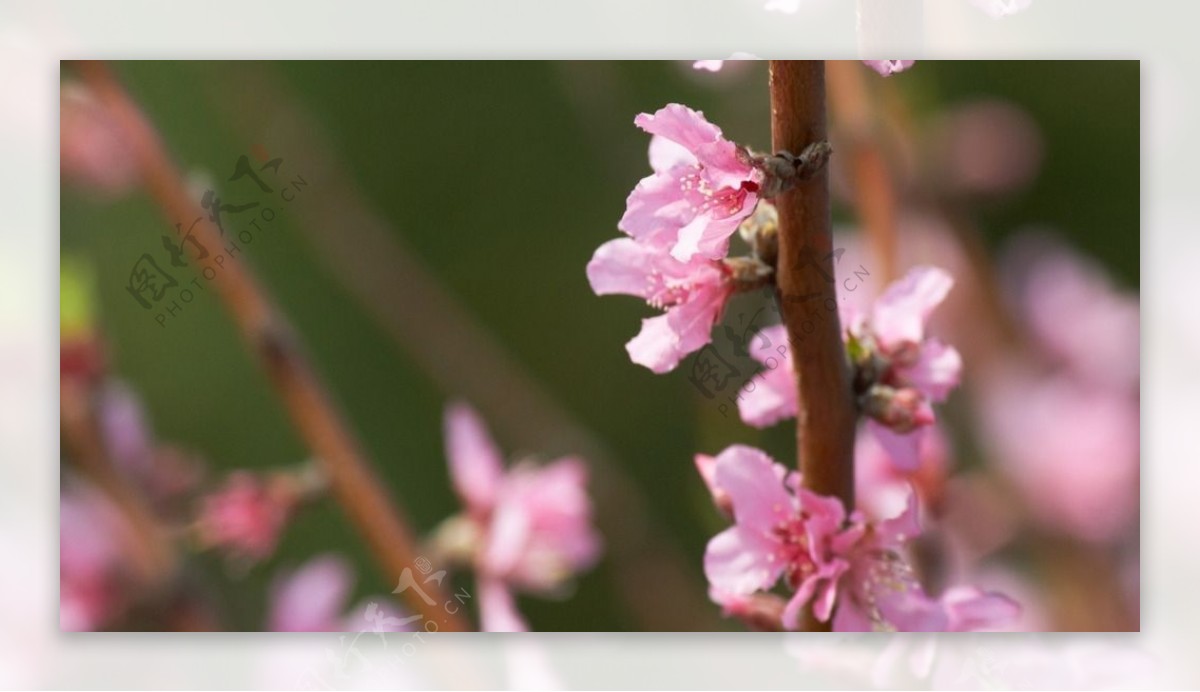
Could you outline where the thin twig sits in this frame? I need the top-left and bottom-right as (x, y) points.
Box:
(72, 60), (468, 631)
(769, 61), (858, 631)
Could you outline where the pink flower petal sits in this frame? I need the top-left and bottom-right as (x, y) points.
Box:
(899, 339), (962, 403)
(444, 403), (505, 512)
(942, 586), (1022, 631)
(648, 134), (697, 172)
(478, 577), (529, 632)
(618, 167), (697, 247)
(868, 419), (923, 472)
(713, 445), (793, 531)
(586, 237), (658, 299)
(872, 266), (953, 351)
(737, 362), (796, 428)
(626, 281), (729, 373)
(268, 554), (354, 632)
(634, 104), (728, 164)
(704, 525), (785, 595)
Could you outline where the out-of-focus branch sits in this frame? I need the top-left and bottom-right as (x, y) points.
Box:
(826, 59), (899, 283)
(71, 60), (468, 631)
(769, 61), (857, 632)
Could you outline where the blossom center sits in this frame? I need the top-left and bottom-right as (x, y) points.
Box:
(771, 513), (818, 589)
(678, 167), (754, 221)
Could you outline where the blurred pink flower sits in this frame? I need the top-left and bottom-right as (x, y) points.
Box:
(701, 445), (853, 630)
(1002, 233), (1139, 391)
(587, 237), (733, 373)
(864, 60), (916, 77)
(693, 60), (726, 72)
(60, 484), (127, 631)
(445, 404), (601, 595)
(60, 82), (139, 197)
(927, 100), (1044, 200)
(267, 554), (413, 632)
(196, 471), (291, 564)
(97, 380), (203, 506)
(620, 103), (763, 262)
(978, 365), (1139, 543)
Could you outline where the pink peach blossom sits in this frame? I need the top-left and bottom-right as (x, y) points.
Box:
(1002, 233), (1139, 391)
(699, 447), (1018, 631)
(977, 365), (1138, 543)
(587, 237), (734, 373)
(445, 404), (601, 594)
(736, 267), (961, 471)
(196, 471), (291, 564)
(620, 104), (763, 262)
(700, 445), (852, 630)
(829, 494), (1019, 632)
(851, 266), (963, 469)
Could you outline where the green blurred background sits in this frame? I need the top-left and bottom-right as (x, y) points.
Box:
(60, 61), (1138, 631)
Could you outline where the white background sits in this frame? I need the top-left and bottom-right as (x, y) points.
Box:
(0, 0), (1188, 688)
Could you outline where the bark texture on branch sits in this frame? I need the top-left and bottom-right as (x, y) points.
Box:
(770, 59), (858, 633)
(769, 60), (857, 511)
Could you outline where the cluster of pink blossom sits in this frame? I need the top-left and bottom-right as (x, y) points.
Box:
(697, 446), (1017, 631)
(737, 266), (962, 471)
(588, 99), (1016, 631)
(587, 103), (767, 373)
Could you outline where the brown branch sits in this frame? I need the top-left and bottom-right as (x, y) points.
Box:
(71, 60), (468, 631)
(769, 61), (858, 631)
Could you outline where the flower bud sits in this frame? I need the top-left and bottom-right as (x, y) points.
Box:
(863, 385), (935, 433)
